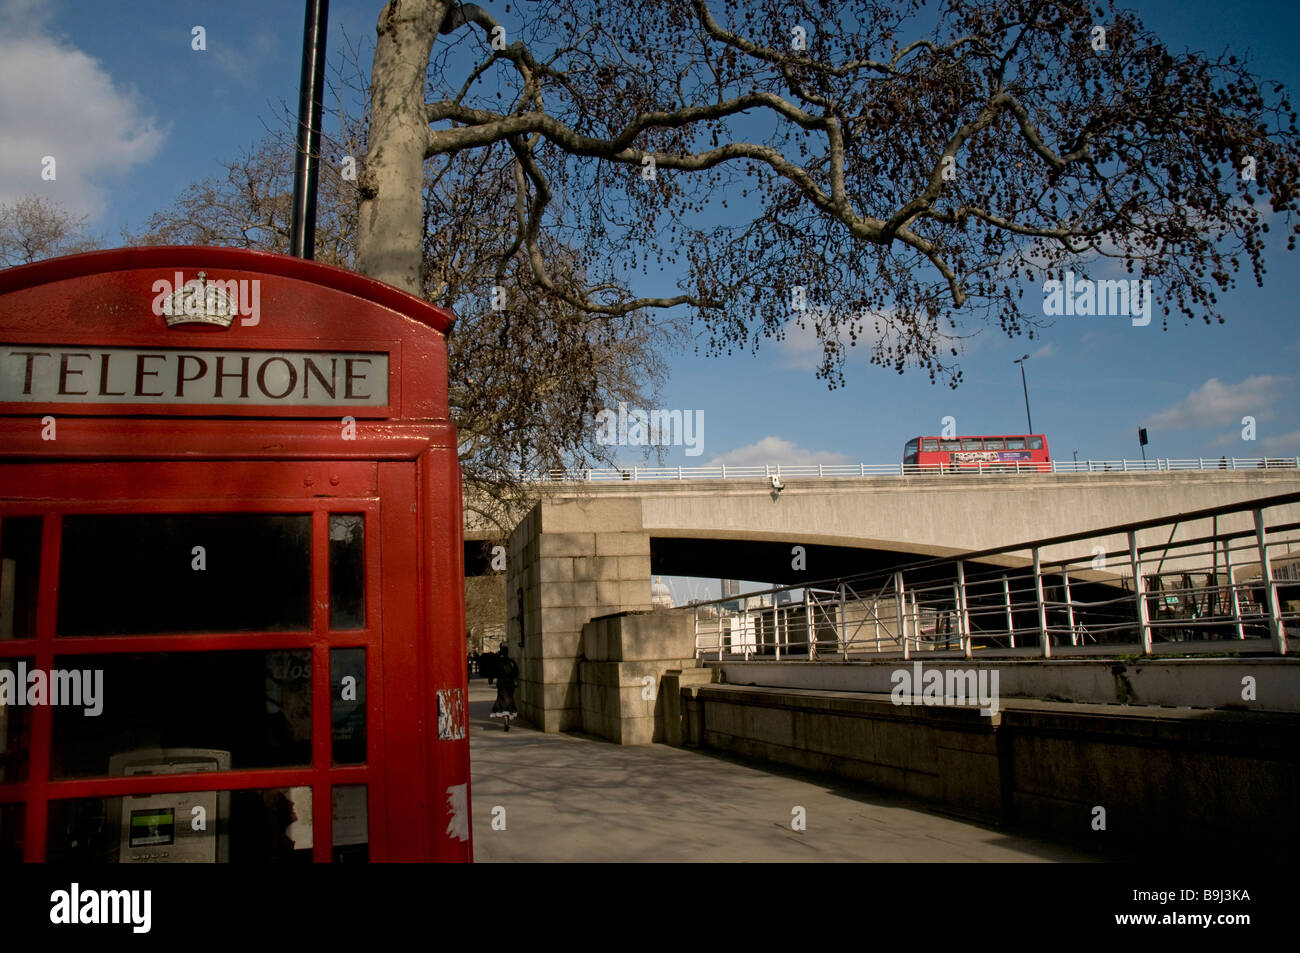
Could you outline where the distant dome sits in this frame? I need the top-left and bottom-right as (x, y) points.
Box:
(651, 575), (674, 608)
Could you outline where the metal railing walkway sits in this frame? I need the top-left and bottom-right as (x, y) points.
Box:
(690, 490), (1300, 661)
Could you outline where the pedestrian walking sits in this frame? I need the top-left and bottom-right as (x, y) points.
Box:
(489, 645), (519, 731)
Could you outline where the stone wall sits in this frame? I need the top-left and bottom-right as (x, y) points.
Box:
(508, 497), (653, 732)
(680, 683), (1300, 848)
(578, 611), (699, 744)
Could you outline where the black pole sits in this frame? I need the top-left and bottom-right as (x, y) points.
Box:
(1016, 360), (1033, 433)
(290, 0), (329, 259)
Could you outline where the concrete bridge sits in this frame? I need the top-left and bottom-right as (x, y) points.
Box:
(501, 468), (1300, 732)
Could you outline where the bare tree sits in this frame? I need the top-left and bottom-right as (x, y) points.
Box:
(0, 196), (100, 267)
(128, 138), (357, 267)
(130, 135), (671, 531)
(357, 0), (1300, 387)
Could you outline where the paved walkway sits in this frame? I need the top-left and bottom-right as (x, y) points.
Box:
(467, 682), (1101, 862)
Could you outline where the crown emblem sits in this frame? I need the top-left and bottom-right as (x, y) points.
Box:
(161, 272), (237, 328)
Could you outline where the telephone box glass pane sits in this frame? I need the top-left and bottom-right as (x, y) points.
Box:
(0, 659), (32, 783)
(329, 514), (365, 629)
(0, 516), (41, 640)
(330, 648), (366, 765)
(58, 514), (311, 635)
(332, 785), (368, 863)
(46, 786), (312, 862)
(50, 650), (312, 779)
(0, 803), (22, 862)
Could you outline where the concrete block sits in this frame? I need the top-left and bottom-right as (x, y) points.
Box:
(662, 669), (715, 747)
(573, 556), (619, 581)
(705, 699), (744, 737)
(540, 582), (575, 608)
(617, 679), (660, 717)
(616, 555), (652, 580)
(619, 715), (657, 746)
(594, 579), (623, 608)
(937, 742), (1002, 820)
(744, 704), (795, 748)
(538, 558), (574, 583)
(542, 499), (644, 534)
(538, 679), (580, 712)
(622, 613), (693, 660)
(539, 657), (580, 685)
(873, 720), (938, 773)
(594, 532), (650, 557)
(539, 629), (582, 660)
(539, 532), (596, 558)
(618, 579), (651, 609)
(583, 629), (614, 664)
(540, 606), (580, 634)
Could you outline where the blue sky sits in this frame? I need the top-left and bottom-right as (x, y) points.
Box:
(2, 0), (1299, 480)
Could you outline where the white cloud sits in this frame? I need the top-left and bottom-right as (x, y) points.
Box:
(1259, 429), (1300, 455)
(1029, 342), (1056, 360)
(706, 436), (851, 467)
(775, 307), (891, 371)
(1146, 376), (1291, 432)
(212, 30), (280, 86)
(0, 1), (165, 219)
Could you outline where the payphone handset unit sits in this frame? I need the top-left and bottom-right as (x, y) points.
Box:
(108, 748), (231, 863)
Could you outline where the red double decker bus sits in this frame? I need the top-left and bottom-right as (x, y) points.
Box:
(904, 433), (1051, 472)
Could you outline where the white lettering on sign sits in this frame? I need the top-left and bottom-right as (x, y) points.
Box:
(952, 450), (1033, 463)
(0, 346), (388, 407)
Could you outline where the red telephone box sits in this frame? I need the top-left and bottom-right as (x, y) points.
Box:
(0, 246), (470, 862)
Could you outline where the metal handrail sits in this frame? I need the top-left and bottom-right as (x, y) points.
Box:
(692, 495), (1300, 660)
(528, 456), (1300, 483)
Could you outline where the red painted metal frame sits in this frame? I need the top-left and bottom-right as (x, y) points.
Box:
(0, 247), (471, 863)
(0, 452), (391, 862)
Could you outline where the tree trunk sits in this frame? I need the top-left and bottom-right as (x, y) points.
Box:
(356, 0), (447, 293)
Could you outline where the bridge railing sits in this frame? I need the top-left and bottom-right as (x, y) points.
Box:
(690, 490), (1300, 661)
(527, 457), (1300, 483)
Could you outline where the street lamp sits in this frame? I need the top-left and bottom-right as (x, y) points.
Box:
(1013, 354), (1033, 434)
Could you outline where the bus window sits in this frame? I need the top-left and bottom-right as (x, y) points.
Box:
(922, 439), (938, 452)
(985, 438), (1005, 450)
(961, 438), (982, 450)
(1006, 437), (1026, 449)
(904, 439), (919, 457)
(940, 439), (960, 451)
(1028, 436), (1044, 450)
